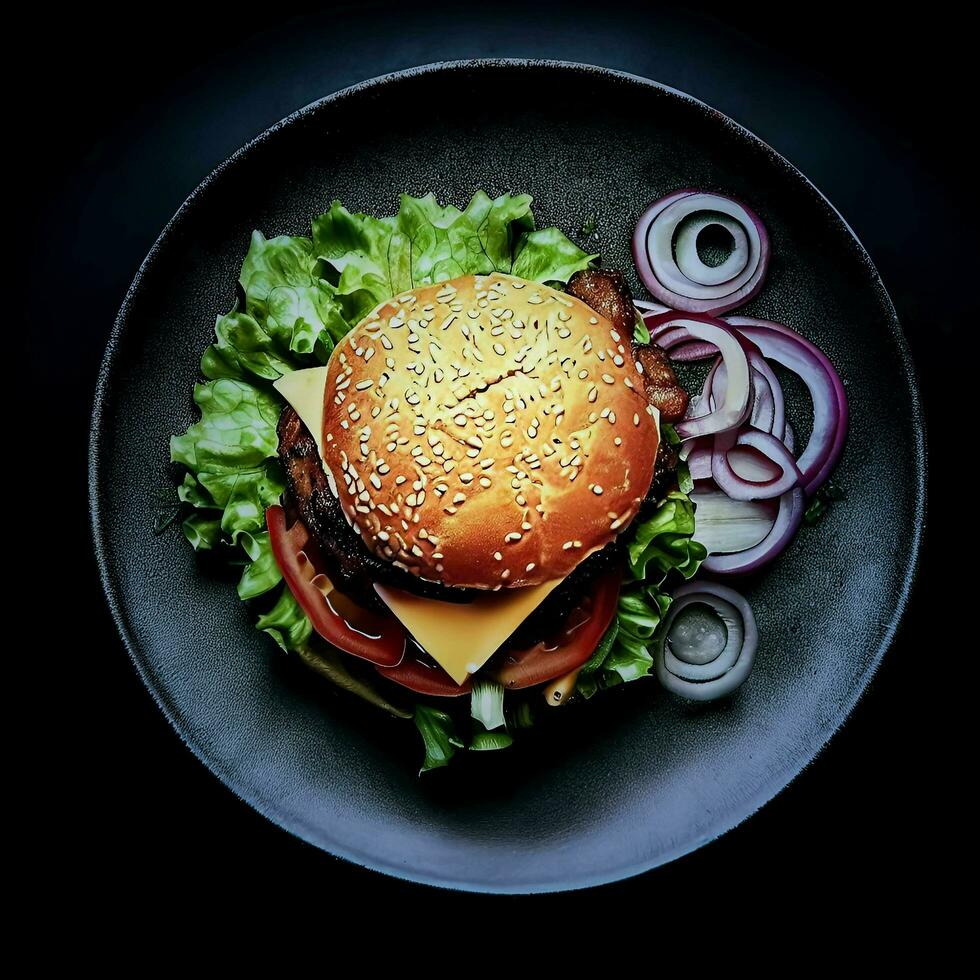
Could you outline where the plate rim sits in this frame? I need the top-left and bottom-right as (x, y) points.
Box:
(88, 58), (928, 893)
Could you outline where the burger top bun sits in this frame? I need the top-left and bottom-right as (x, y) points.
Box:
(320, 273), (659, 590)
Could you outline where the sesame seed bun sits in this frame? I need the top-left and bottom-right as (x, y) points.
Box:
(320, 273), (659, 590)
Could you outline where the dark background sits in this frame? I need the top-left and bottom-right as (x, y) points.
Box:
(25, 1), (960, 919)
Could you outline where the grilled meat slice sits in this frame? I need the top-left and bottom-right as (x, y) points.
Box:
(566, 268), (635, 337)
(633, 342), (689, 423)
(567, 268), (689, 423)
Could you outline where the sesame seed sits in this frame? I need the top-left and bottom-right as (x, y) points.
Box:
(494, 551), (503, 561)
(453, 493), (466, 505)
(505, 532), (522, 543)
(459, 473), (474, 484)
(370, 473), (382, 490)
(602, 373), (615, 384)
(593, 485), (603, 495)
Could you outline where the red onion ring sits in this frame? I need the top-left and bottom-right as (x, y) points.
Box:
(632, 191), (770, 314)
(709, 352), (783, 438)
(711, 428), (803, 501)
(783, 421), (795, 455)
(650, 315), (753, 440)
(653, 313), (846, 497)
(702, 487), (805, 575)
(686, 443), (713, 480)
(689, 484), (778, 553)
(655, 581), (758, 700)
(633, 298), (671, 316)
(726, 317), (848, 496)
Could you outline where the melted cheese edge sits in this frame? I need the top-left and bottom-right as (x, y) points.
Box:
(273, 367), (329, 459)
(376, 580), (564, 685)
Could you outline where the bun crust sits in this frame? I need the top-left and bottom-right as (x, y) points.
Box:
(320, 273), (659, 589)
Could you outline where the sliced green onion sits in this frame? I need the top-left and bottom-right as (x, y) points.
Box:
(469, 729), (514, 752)
(470, 678), (506, 730)
(505, 700), (535, 730)
(414, 705), (463, 773)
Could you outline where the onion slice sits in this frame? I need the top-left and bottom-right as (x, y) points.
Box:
(726, 317), (848, 496)
(655, 582), (758, 700)
(649, 314), (753, 440)
(632, 190), (770, 314)
(633, 298), (671, 316)
(702, 487), (805, 575)
(689, 485), (778, 553)
(711, 428), (803, 501)
(652, 313), (847, 497)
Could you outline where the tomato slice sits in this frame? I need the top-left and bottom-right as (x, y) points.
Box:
(376, 644), (473, 697)
(492, 571), (622, 690)
(265, 505), (406, 667)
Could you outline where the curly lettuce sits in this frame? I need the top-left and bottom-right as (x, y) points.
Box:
(577, 491), (706, 698)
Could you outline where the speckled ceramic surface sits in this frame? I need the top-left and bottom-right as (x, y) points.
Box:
(89, 61), (925, 892)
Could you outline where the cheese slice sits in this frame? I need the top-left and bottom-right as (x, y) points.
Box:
(376, 579), (564, 684)
(273, 367), (329, 458)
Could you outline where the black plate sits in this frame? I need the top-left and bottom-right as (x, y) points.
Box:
(89, 61), (925, 892)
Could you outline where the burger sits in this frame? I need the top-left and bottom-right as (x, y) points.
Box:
(268, 268), (689, 701)
(170, 190), (711, 771)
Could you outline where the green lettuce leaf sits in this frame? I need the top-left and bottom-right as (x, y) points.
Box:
(511, 226), (598, 283)
(577, 490), (705, 697)
(256, 586), (313, 651)
(414, 705), (464, 773)
(236, 531), (282, 600)
(626, 490), (707, 584)
(313, 191), (593, 314)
